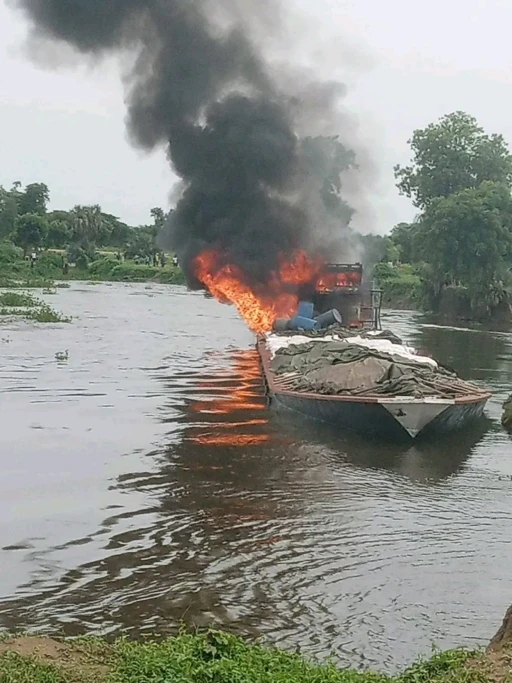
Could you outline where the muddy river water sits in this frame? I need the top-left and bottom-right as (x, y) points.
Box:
(1, 282), (511, 672)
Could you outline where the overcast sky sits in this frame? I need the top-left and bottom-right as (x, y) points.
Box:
(1, 0), (511, 231)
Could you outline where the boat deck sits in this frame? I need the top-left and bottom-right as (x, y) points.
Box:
(257, 337), (491, 439)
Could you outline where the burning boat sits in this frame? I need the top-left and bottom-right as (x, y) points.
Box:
(193, 253), (490, 440)
(257, 263), (491, 440)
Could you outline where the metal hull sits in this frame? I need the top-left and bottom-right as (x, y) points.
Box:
(270, 390), (488, 440)
(257, 339), (490, 440)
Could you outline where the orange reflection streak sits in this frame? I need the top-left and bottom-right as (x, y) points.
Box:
(191, 400), (266, 414)
(190, 434), (271, 446)
(187, 350), (270, 448)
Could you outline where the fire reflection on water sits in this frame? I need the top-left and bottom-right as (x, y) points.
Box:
(186, 349), (272, 447)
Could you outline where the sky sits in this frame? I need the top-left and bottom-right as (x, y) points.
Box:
(1, 0), (511, 232)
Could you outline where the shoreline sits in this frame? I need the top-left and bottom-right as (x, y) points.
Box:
(1, 274), (511, 332)
(1, 611), (511, 682)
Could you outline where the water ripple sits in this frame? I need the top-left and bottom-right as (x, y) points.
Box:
(0, 285), (510, 672)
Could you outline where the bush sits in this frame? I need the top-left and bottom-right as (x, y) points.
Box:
(33, 250), (63, 276)
(88, 256), (118, 278)
(110, 263), (160, 281)
(0, 241), (26, 275)
(76, 251), (89, 270)
(373, 263), (421, 308)
(0, 241), (23, 265)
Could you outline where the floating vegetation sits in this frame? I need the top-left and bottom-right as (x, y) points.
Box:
(29, 304), (72, 323)
(0, 292), (37, 307)
(0, 291), (71, 323)
(0, 276), (56, 289)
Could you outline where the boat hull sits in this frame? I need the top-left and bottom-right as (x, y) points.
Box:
(257, 339), (490, 440)
(269, 390), (488, 440)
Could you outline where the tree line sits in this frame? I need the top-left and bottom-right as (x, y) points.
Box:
(2, 118), (511, 318)
(365, 111), (512, 318)
(0, 135), (355, 272)
(0, 181), (167, 265)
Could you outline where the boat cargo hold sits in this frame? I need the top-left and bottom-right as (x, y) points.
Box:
(257, 263), (491, 440)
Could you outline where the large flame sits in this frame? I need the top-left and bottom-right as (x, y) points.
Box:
(316, 270), (361, 293)
(193, 249), (321, 333)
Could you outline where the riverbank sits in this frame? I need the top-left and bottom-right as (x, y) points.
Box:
(0, 244), (187, 287)
(374, 263), (421, 310)
(0, 626), (509, 682)
(375, 264), (512, 325)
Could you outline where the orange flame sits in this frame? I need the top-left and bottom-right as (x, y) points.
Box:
(316, 270), (361, 293)
(193, 249), (322, 333)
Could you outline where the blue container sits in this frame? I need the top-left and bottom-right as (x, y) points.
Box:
(288, 315), (318, 331)
(297, 301), (314, 319)
(315, 308), (342, 329)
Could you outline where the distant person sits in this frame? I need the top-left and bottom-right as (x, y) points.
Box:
(160, 253), (167, 268)
(30, 251), (37, 269)
(116, 251), (121, 262)
(153, 253), (158, 267)
(172, 255), (178, 268)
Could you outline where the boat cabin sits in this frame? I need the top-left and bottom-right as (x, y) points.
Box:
(302, 263), (382, 330)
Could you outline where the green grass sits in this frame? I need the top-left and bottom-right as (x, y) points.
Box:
(0, 651), (67, 683)
(0, 633), (501, 683)
(108, 631), (388, 683)
(373, 263), (422, 309)
(397, 649), (487, 683)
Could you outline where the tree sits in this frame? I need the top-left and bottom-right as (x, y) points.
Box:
(358, 234), (387, 269)
(418, 181), (512, 312)
(45, 220), (70, 248)
(107, 218), (134, 248)
(150, 207), (165, 232)
(389, 222), (421, 264)
(0, 187), (19, 239)
(48, 209), (72, 223)
(97, 212), (134, 247)
(13, 213), (48, 255)
(70, 205), (103, 255)
(124, 225), (157, 260)
(383, 237), (400, 264)
(18, 183), (50, 216)
(395, 112), (512, 210)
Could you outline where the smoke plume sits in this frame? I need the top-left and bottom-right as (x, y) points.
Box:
(10, 0), (367, 290)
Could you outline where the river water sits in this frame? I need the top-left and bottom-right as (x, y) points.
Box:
(0, 282), (511, 672)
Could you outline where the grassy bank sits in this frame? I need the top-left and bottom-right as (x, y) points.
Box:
(0, 631), (507, 683)
(373, 263), (421, 310)
(0, 243), (186, 287)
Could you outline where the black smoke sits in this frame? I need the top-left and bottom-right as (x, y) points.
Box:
(10, 0), (358, 290)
